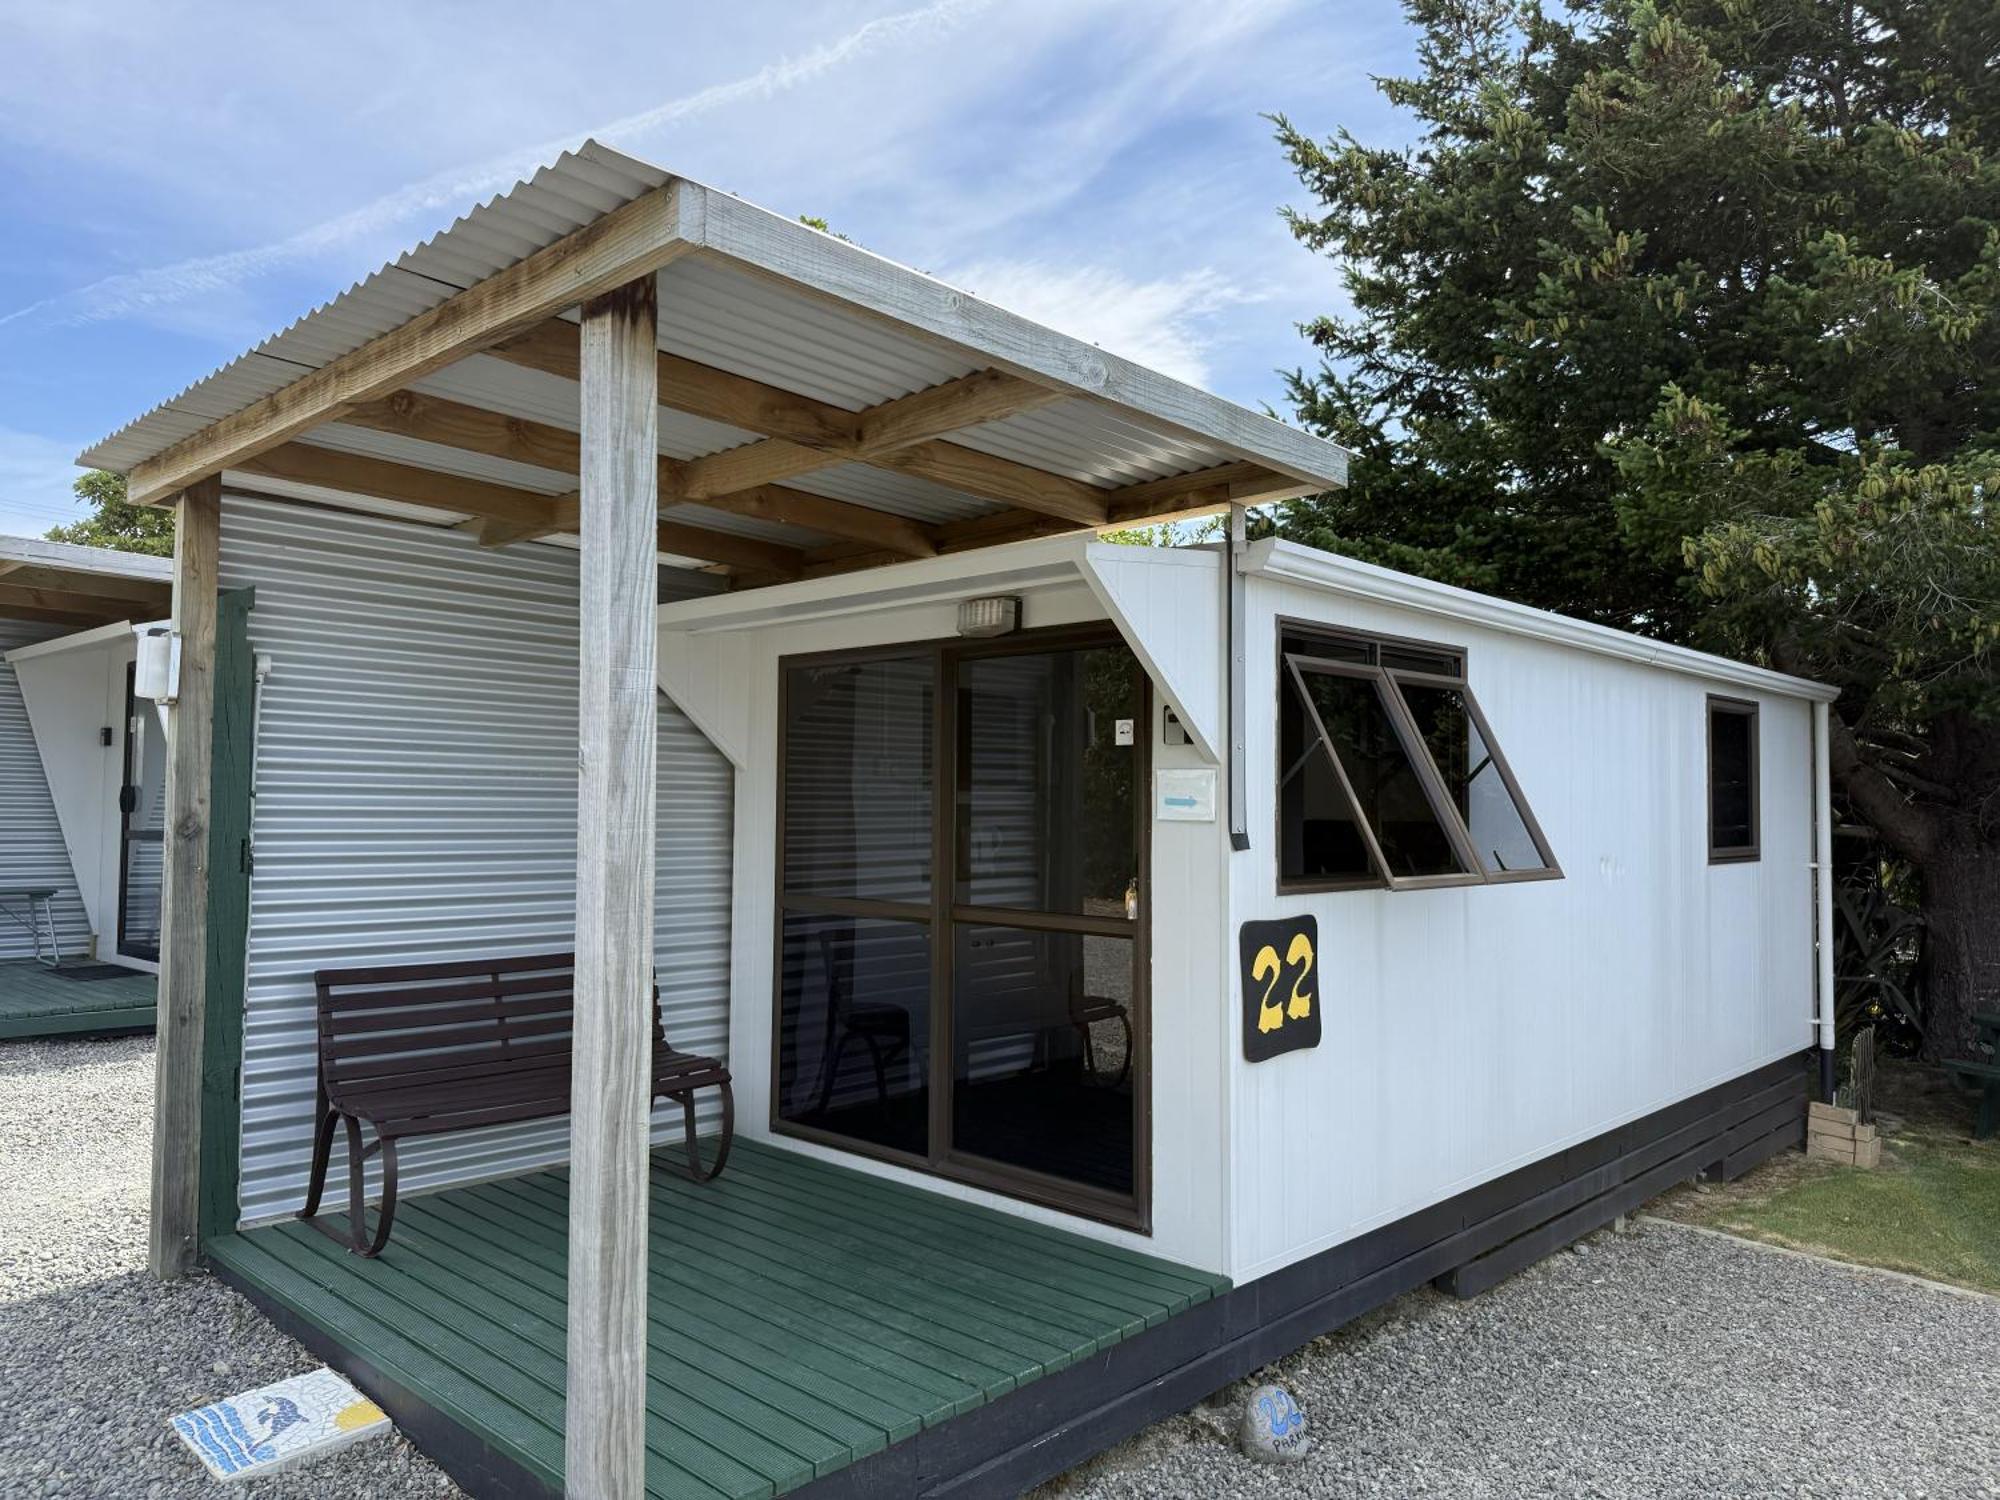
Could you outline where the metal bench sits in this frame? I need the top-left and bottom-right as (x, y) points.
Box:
(301, 950), (732, 1256)
(0, 888), (62, 968)
(1947, 1009), (2000, 1141)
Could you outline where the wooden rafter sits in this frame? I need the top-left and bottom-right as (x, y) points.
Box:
(0, 602), (118, 626)
(697, 486), (935, 558)
(235, 442), (803, 576)
(487, 320), (1105, 525)
(0, 565), (175, 606)
(336, 390), (931, 555)
(799, 459), (1321, 579)
(0, 581), (167, 617)
(126, 186), (693, 506)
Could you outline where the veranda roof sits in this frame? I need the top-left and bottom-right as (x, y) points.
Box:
(0, 534), (172, 628)
(78, 142), (1349, 586)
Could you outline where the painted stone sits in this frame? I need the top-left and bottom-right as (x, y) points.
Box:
(1240, 1382), (1313, 1464)
(170, 1367), (389, 1483)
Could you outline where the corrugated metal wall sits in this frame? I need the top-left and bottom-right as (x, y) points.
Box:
(0, 622), (93, 960)
(220, 494), (732, 1227)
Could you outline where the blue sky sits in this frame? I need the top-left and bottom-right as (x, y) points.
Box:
(0, 0), (1417, 538)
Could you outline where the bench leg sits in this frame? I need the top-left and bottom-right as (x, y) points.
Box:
(674, 1082), (734, 1183)
(1980, 1085), (1997, 1143)
(299, 1108), (339, 1220)
(340, 1117), (400, 1258)
(359, 1138), (399, 1259)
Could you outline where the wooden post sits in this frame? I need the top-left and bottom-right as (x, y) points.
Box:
(149, 475), (221, 1278)
(567, 275), (659, 1499)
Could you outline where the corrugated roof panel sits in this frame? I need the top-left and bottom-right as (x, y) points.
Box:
(79, 144), (671, 472)
(79, 141), (1349, 495)
(784, 462), (1001, 525)
(952, 398), (1229, 487)
(300, 425), (578, 494)
(660, 254), (976, 412)
(663, 503), (826, 549)
(411, 354), (759, 460)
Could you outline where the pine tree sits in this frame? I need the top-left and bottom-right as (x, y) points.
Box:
(1274, 0), (1999, 1059)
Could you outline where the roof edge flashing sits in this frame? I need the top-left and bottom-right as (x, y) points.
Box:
(1243, 538), (1838, 703)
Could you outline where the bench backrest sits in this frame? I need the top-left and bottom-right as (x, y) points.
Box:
(311, 950), (663, 1104)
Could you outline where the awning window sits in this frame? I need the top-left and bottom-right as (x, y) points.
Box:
(1279, 634), (1559, 892)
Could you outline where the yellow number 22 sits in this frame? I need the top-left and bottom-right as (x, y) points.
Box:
(1252, 945), (1284, 1033)
(1285, 931), (1314, 1020)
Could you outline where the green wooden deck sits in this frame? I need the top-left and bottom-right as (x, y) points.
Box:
(0, 960), (156, 1038)
(205, 1139), (1228, 1500)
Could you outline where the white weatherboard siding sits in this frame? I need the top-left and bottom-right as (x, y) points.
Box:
(0, 622), (93, 960)
(221, 494), (731, 1227)
(1225, 573), (1817, 1282)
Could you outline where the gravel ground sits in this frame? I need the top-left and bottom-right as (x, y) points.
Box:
(1045, 1222), (2000, 1500)
(0, 1034), (457, 1499)
(9, 1036), (1998, 1499)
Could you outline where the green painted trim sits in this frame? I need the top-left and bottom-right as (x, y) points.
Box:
(0, 1004), (157, 1039)
(199, 588), (256, 1242)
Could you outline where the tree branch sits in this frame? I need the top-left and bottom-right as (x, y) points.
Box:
(1829, 714), (1937, 865)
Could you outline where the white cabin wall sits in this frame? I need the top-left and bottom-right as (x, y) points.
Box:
(1226, 576), (1816, 1283)
(8, 630), (137, 957)
(0, 622), (94, 960)
(670, 575), (1232, 1273)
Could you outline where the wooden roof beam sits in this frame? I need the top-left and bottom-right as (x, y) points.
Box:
(0, 602), (118, 627)
(794, 460), (1320, 580)
(697, 486), (935, 558)
(0, 581), (168, 617)
(488, 320), (1106, 525)
(338, 390), (930, 555)
(1, 565), (177, 606)
(233, 443), (803, 576)
(126, 184), (695, 506)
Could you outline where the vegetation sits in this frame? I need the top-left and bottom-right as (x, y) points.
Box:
(1272, 0), (2000, 1060)
(1660, 1062), (2000, 1294)
(45, 469), (174, 557)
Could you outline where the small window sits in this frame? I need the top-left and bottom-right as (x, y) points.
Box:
(1707, 697), (1759, 862)
(1277, 624), (1559, 892)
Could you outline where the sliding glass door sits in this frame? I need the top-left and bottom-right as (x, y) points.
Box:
(775, 629), (1149, 1225)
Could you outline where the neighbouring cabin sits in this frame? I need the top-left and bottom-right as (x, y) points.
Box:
(74, 143), (1836, 1499)
(0, 536), (172, 1036)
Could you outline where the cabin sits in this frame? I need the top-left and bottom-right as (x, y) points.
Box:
(85, 143), (1837, 1499)
(0, 535), (170, 1036)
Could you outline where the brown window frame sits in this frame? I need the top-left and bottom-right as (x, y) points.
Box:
(1276, 620), (1562, 895)
(771, 623), (1153, 1233)
(1706, 695), (1761, 864)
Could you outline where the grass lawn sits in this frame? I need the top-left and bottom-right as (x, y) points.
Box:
(1653, 1060), (2000, 1294)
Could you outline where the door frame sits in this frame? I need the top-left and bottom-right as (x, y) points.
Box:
(115, 660), (165, 964)
(770, 621), (1154, 1232)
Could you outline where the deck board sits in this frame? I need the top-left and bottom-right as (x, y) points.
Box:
(206, 1138), (1228, 1500)
(0, 960), (156, 1038)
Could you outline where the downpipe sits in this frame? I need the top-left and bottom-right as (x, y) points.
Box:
(1812, 699), (1837, 1102)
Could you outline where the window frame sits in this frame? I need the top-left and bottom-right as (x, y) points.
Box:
(770, 623), (1153, 1233)
(1275, 622), (1563, 895)
(1706, 694), (1761, 864)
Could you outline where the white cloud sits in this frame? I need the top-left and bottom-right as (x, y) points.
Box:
(0, 0), (998, 331)
(937, 261), (1260, 386)
(0, 427), (88, 538)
